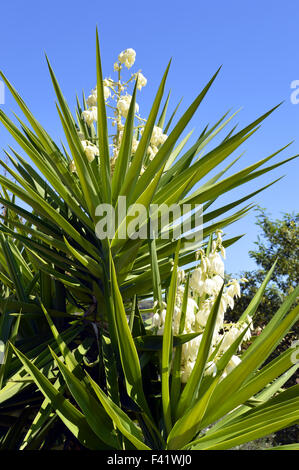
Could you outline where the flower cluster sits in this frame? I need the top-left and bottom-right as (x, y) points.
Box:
(70, 48), (168, 175)
(118, 48), (136, 69)
(145, 125), (168, 161)
(70, 138), (99, 173)
(117, 94), (139, 118)
(152, 230), (252, 383)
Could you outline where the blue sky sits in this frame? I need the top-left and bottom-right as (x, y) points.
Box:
(0, 0), (298, 275)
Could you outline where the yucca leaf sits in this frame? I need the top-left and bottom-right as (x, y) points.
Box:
(0, 174), (100, 261)
(96, 29), (111, 203)
(162, 240), (180, 434)
(188, 386), (299, 450)
(0, 233), (26, 302)
(50, 348), (118, 448)
(101, 334), (121, 406)
(170, 274), (190, 413)
(9, 343), (109, 449)
(108, 247), (150, 415)
(167, 378), (219, 450)
(112, 80), (138, 203)
(200, 289), (299, 427)
(163, 97), (183, 134)
(157, 90), (171, 129)
(238, 261), (277, 323)
(132, 68), (221, 202)
(87, 373), (151, 450)
(118, 61), (171, 201)
(63, 236), (103, 278)
(134, 331), (202, 351)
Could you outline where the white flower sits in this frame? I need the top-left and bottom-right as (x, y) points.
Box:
(157, 325), (164, 336)
(150, 126), (167, 147)
(204, 278), (215, 296)
(188, 334), (202, 361)
(246, 315), (254, 329)
(186, 297), (198, 314)
(87, 91), (97, 107)
(103, 78), (113, 87)
(181, 360), (195, 383)
(178, 269), (185, 285)
(219, 326), (240, 354)
(103, 86), (111, 101)
(209, 252), (224, 277)
(82, 107), (97, 126)
(118, 48), (136, 69)
(222, 291), (234, 310)
(212, 275), (223, 293)
(203, 275), (223, 296)
(173, 306), (181, 334)
(226, 279), (241, 299)
(238, 315), (254, 342)
(200, 252), (211, 273)
(242, 326), (252, 342)
(181, 341), (191, 362)
(196, 301), (211, 327)
(147, 145), (157, 161)
(184, 298), (197, 331)
(86, 84), (110, 108)
(189, 268), (204, 294)
(114, 62), (121, 71)
(152, 312), (161, 328)
(117, 94), (139, 118)
(135, 72), (147, 90)
(81, 140), (99, 162)
(215, 309), (224, 333)
(160, 309), (167, 324)
(220, 245), (226, 259)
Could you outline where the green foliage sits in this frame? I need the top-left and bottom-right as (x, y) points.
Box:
(230, 208), (299, 334)
(0, 35), (298, 450)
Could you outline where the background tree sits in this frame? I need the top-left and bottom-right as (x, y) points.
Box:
(231, 207), (299, 325)
(228, 208), (299, 446)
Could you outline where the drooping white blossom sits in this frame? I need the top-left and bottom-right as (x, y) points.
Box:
(86, 84), (111, 108)
(150, 126), (168, 147)
(135, 71), (147, 90)
(82, 106), (97, 126)
(117, 94), (139, 118)
(209, 252), (225, 277)
(118, 48), (136, 69)
(81, 140), (99, 162)
(152, 231), (252, 384)
(226, 279), (241, 299)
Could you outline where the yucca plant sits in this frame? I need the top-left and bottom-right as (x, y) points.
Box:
(0, 32), (298, 449)
(3, 240), (299, 450)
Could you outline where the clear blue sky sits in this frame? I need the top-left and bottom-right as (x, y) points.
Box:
(0, 0), (298, 275)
